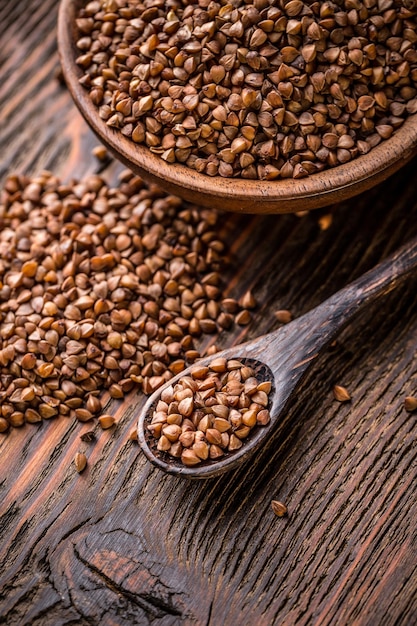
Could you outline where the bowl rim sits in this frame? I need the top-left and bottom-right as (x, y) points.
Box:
(58, 0), (417, 213)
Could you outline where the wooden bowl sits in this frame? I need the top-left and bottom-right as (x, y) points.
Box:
(58, 0), (417, 214)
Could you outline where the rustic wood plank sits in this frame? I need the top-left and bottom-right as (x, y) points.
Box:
(0, 1), (416, 625)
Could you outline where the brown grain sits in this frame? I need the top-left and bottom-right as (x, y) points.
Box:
(0, 169), (254, 433)
(146, 359), (272, 466)
(75, 0), (417, 180)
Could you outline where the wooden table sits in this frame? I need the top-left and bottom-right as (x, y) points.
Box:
(1, 2), (416, 624)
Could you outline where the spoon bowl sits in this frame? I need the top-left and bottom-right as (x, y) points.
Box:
(138, 236), (417, 478)
(58, 0), (417, 214)
(140, 358), (275, 478)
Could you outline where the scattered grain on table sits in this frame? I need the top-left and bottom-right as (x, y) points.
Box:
(0, 169), (255, 433)
(333, 384), (351, 402)
(271, 500), (287, 517)
(275, 309), (292, 324)
(404, 396), (417, 412)
(92, 145), (111, 162)
(318, 213), (333, 231)
(80, 430), (96, 442)
(98, 414), (116, 429)
(74, 451), (88, 473)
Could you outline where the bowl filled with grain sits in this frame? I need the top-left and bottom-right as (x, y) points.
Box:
(58, 0), (417, 213)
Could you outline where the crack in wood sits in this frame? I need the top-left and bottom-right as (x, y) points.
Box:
(74, 546), (183, 619)
(205, 600), (213, 626)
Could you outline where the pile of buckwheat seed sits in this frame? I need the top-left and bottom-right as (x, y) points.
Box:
(75, 0), (417, 180)
(0, 169), (254, 433)
(146, 357), (272, 466)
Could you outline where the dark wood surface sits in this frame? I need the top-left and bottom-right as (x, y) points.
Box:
(1, 1), (416, 624)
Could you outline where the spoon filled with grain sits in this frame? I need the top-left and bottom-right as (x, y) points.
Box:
(138, 236), (417, 478)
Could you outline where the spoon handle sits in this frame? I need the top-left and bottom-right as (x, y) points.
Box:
(301, 235), (417, 357)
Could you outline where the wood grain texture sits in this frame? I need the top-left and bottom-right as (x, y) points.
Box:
(0, 1), (416, 625)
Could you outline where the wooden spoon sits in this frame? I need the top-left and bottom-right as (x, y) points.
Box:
(57, 0), (417, 214)
(138, 236), (417, 478)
